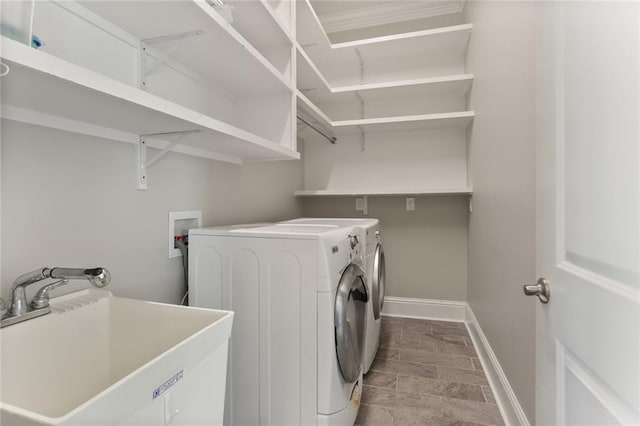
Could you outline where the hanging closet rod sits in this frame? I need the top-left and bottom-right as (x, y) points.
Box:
(296, 115), (337, 144)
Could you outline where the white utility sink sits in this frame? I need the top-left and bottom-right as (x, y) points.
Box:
(0, 289), (233, 425)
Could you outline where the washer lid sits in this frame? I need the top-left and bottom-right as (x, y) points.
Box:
(372, 243), (386, 320)
(334, 262), (368, 383)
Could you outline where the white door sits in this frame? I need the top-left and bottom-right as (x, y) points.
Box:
(534, 2), (640, 425)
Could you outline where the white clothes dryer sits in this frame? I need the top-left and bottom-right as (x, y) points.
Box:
(281, 218), (385, 374)
(189, 224), (367, 425)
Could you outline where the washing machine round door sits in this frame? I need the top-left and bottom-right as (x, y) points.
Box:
(334, 263), (368, 383)
(372, 243), (386, 320)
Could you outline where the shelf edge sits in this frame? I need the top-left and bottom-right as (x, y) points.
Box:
(332, 111), (475, 127)
(331, 74), (474, 94)
(294, 188), (474, 197)
(330, 23), (473, 50)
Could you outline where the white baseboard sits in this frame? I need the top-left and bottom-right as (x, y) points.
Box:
(382, 296), (467, 322)
(465, 305), (531, 426)
(381, 296), (530, 426)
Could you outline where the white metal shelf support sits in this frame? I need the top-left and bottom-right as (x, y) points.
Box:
(354, 91), (366, 152)
(137, 130), (201, 190)
(355, 47), (365, 83)
(138, 30), (204, 90)
(354, 48), (367, 152)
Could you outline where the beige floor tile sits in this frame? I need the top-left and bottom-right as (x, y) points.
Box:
(441, 397), (504, 425)
(370, 358), (438, 379)
(375, 348), (400, 361)
(362, 317), (503, 426)
(432, 324), (470, 337)
(388, 408), (482, 426)
(355, 404), (394, 425)
(472, 358), (483, 370)
(364, 370), (397, 390)
(358, 404), (486, 426)
(438, 367), (489, 386)
(362, 386), (442, 412)
(400, 350), (474, 369)
(388, 339), (479, 357)
(402, 330), (468, 346)
(396, 375), (485, 402)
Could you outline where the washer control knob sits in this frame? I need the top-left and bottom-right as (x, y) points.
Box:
(375, 230), (380, 240)
(349, 234), (359, 249)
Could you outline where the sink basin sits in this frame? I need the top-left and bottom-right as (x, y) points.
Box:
(0, 289), (233, 425)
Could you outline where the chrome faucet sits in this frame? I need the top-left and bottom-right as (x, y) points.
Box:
(1, 267), (111, 328)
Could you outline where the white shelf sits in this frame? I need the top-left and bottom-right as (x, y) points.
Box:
(294, 188), (473, 197)
(262, 0), (294, 37)
(296, 90), (333, 130)
(320, 24), (473, 86)
(224, 0), (294, 77)
(228, 0), (293, 44)
(297, 0), (334, 52)
(330, 24), (473, 51)
(296, 46), (333, 97)
(297, 0), (472, 86)
(295, 0), (473, 203)
(0, 37), (299, 162)
(332, 112), (474, 134)
(296, 48), (473, 136)
(294, 16), (474, 137)
(296, 92), (473, 137)
(297, 55), (473, 113)
(331, 74), (473, 103)
(80, 0), (293, 95)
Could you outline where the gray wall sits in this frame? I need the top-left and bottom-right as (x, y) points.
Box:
(302, 196), (469, 301)
(1, 120), (303, 303)
(465, 2), (537, 422)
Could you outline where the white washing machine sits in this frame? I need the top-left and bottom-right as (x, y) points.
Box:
(188, 224), (367, 425)
(281, 218), (385, 374)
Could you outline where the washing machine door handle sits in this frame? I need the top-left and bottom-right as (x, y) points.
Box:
(347, 263), (368, 303)
(372, 244), (386, 320)
(335, 263), (368, 384)
(350, 285), (368, 303)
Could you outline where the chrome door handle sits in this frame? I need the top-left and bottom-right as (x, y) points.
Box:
(523, 278), (550, 303)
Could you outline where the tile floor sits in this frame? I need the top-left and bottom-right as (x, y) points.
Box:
(356, 316), (504, 426)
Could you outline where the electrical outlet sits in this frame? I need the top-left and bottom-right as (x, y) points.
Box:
(406, 198), (415, 211)
(355, 198), (364, 211)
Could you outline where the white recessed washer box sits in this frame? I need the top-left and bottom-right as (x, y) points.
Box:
(169, 211), (202, 259)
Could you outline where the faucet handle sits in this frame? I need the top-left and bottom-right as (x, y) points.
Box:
(0, 298), (9, 319)
(30, 279), (69, 310)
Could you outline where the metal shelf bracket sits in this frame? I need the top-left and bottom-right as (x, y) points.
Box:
(137, 130), (200, 190)
(138, 30), (204, 90)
